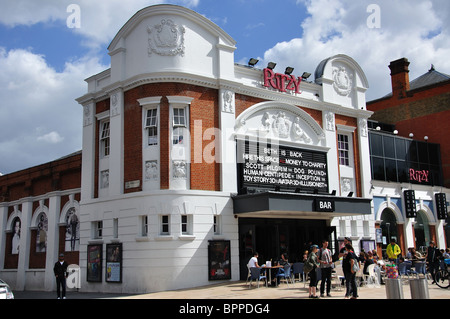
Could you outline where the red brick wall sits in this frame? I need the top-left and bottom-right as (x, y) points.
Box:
(368, 80), (450, 187)
(123, 83), (221, 192)
(0, 153), (81, 269)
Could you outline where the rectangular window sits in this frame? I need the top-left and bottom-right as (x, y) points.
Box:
(363, 220), (370, 237)
(100, 121), (110, 157)
(172, 108), (186, 145)
(161, 215), (170, 235)
(173, 108), (186, 127)
(145, 108), (158, 146)
(141, 215), (148, 236)
(213, 215), (221, 235)
(113, 218), (119, 238)
(338, 134), (349, 166)
(181, 215), (193, 235)
(94, 221), (103, 239)
(173, 127), (184, 145)
(351, 220), (357, 237)
(181, 215), (188, 234)
(339, 219), (346, 236)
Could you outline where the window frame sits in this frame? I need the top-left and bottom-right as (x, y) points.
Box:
(100, 120), (111, 157)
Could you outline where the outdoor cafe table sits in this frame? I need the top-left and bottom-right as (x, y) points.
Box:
(261, 265), (284, 286)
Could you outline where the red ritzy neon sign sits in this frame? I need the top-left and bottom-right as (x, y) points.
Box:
(409, 168), (429, 183)
(263, 68), (302, 94)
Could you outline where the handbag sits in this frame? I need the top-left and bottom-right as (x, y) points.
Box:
(303, 255), (314, 274)
(352, 257), (360, 273)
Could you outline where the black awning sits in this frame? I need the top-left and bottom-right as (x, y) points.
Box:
(232, 191), (371, 219)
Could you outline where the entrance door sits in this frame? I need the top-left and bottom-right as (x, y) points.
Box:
(238, 224), (255, 280)
(238, 218), (329, 280)
(380, 208), (398, 258)
(414, 210), (430, 254)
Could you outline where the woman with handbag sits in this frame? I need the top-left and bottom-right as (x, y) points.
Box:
(306, 245), (321, 298)
(343, 243), (359, 299)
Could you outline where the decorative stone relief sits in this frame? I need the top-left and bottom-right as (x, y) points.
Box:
(100, 170), (109, 189)
(173, 160), (186, 179)
(341, 177), (352, 194)
(83, 104), (92, 127)
(272, 111), (290, 138)
(222, 90), (234, 113)
(144, 161), (158, 181)
(359, 118), (368, 137)
(110, 93), (120, 117)
(332, 66), (353, 96)
(292, 117), (311, 143)
(325, 112), (335, 132)
(148, 19), (185, 57)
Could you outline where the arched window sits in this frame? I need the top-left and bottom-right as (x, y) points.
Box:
(414, 210), (430, 253)
(11, 217), (21, 255)
(380, 208), (398, 257)
(65, 207), (80, 252)
(36, 212), (48, 253)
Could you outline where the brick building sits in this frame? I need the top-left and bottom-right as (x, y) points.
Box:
(367, 58), (450, 254)
(2, 5), (375, 293)
(0, 152), (81, 291)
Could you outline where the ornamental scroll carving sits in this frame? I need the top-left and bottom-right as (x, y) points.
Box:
(148, 19), (185, 57)
(332, 66), (353, 96)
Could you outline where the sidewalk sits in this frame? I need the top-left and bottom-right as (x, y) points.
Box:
(14, 279), (450, 300)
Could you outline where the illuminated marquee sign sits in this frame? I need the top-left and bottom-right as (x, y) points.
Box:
(263, 68), (302, 94)
(409, 168), (429, 184)
(237, 141), (328, 193)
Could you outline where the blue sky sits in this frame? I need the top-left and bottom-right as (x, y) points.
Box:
(0, 0), (449, 175)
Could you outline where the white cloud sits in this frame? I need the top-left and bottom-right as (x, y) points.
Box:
(0, 0), (200, 49)
(0, 48), (107, 173)
(37, 131), (65, 144)
(263, 0), (450, 100)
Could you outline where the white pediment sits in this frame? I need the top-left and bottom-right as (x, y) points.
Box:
(235, 101), (325, 147)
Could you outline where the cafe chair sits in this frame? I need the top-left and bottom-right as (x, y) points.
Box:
(411, 261), (430, 279)
(276, 265), (293, 288)
(292, 262), (305, 284)
(331, 261), (344, 291)
(398, 261), (412, 284)
(249, 267), (267, 288)
(362, 264), (379, 288)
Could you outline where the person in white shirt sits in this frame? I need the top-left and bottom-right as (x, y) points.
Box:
(319, 240), (333, 297)
(247, 252), (260, 269)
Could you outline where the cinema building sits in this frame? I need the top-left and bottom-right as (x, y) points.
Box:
(1, 5), (375, 293)
(367, 58), (450, 255)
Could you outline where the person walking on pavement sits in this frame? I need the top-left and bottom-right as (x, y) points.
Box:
(425, 241), (442, 284)
(319, 240), (333, 297)
(343, 244), (359, 299)
(54, 253), (69, 299)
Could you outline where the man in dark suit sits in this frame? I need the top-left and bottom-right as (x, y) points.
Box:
(53, 253), (69, 299)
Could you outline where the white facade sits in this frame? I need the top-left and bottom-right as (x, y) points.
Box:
(74, 5), (374, 293)
(0, 5), (377, 294)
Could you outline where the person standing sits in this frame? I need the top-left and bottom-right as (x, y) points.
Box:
(425, 241), (442, 284)
(343, 244), (359, 299)
(386, 239), (401, 264)
(319, 240), (333, 297)
(54, 253), (69, 299)
(308, 245), (320, 298)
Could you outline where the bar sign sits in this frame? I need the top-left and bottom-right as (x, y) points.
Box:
(435, 193), (448, 220)
(404, 190), (416, 218)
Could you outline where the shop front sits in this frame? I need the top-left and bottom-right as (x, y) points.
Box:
(233, 186), (371, 279)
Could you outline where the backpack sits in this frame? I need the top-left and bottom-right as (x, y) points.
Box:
(351, 255), (360, 273)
